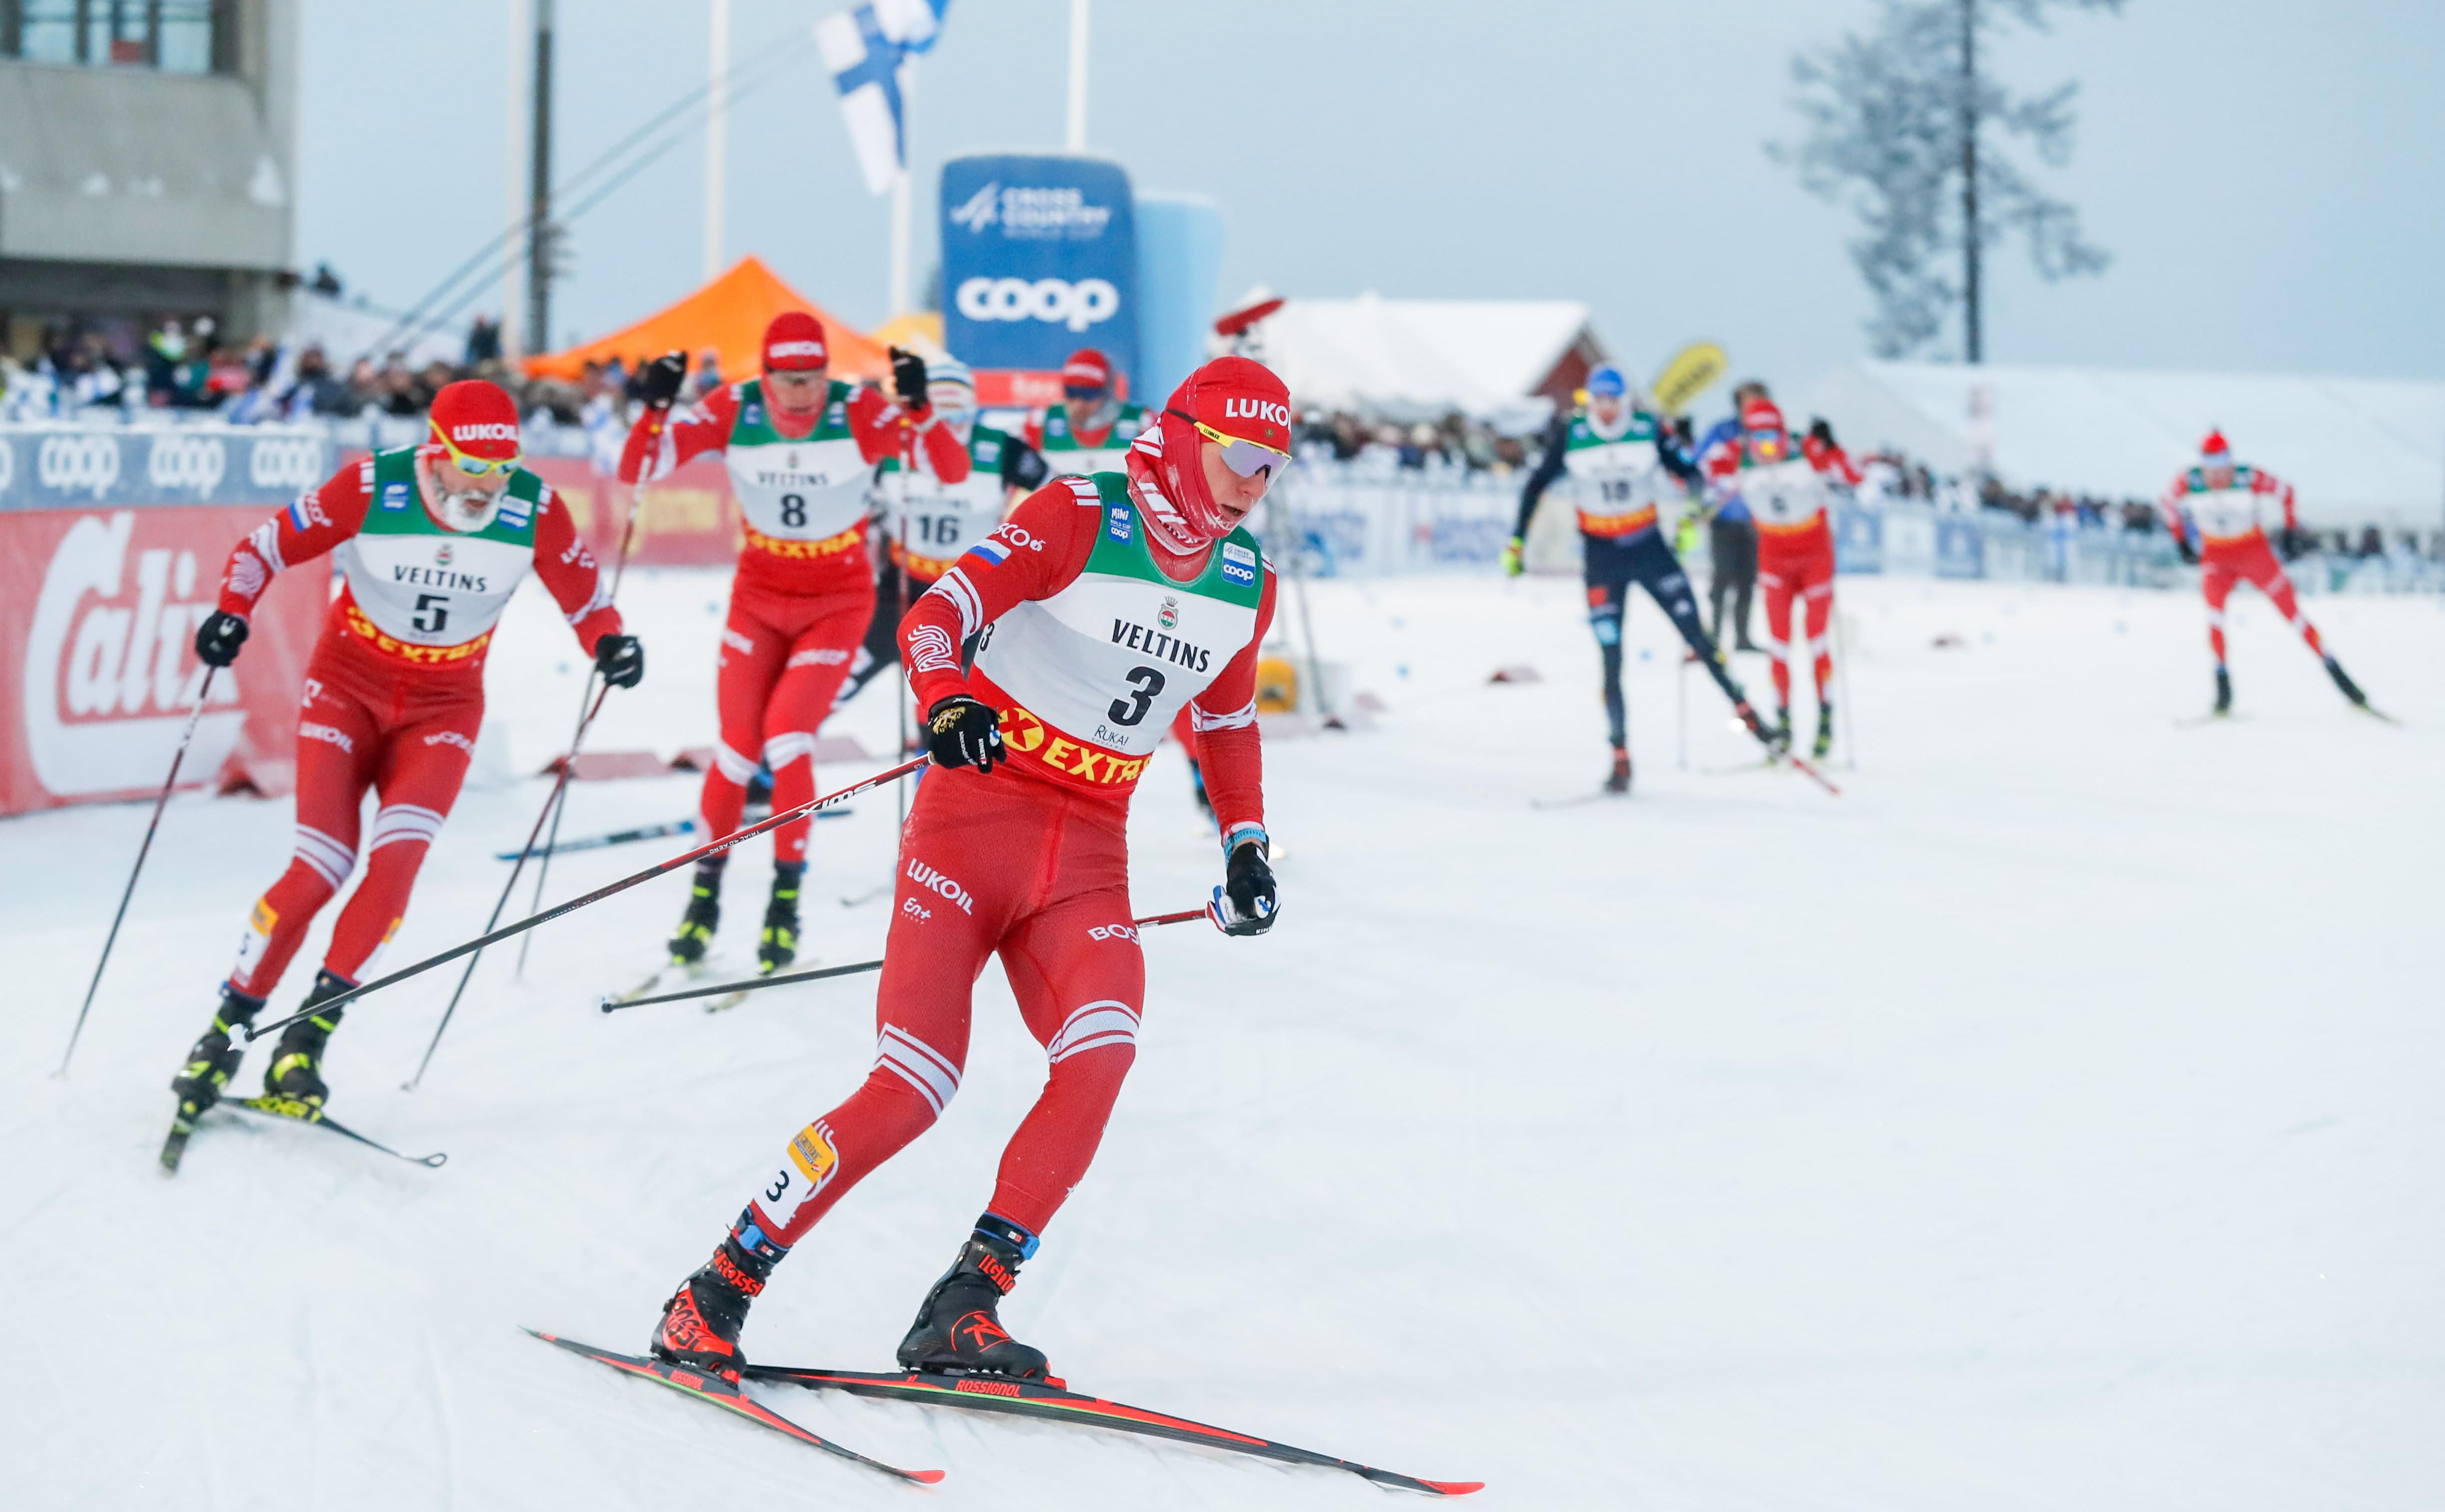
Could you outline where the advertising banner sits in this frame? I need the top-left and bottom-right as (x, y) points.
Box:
(940, 154), (1140, 406)
(520, 454), (754, 569)
(0, 426), (330, 515)
(0, 503), (329, 816)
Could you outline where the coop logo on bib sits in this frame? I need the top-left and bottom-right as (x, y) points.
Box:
(1221, 541), (1257, 585)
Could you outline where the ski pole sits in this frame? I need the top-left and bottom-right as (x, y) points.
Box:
(1833, 606), (1858, 770)
(1676, 656), (1689, 770)
(515, 670), (601, 980)
(601, 908), (1208, 1012)
(243, 754), (929, 1046)
(518, 478), (645, 977)
(894, 443), (915, 827)
(402, 678), (612, 1090)
(56, 666), (220, 1078)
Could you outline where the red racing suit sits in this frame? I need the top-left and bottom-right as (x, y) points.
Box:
(1707, 435), (1855, 706)
(214, 450), (622, 1002)
(736, 471), (1275, 1252)
(620, 378), (968, 863)
(2159, 462), (2324, 665)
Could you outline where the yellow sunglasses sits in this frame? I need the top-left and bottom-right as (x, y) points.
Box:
(428, 426), (523, 477)
(1175, 412), (1292, 479)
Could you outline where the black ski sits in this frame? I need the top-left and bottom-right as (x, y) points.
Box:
(525, 1331), (943, 1484)
(226, 1094), (447, 1167)
(495, 809), (849, 863)
(743, 1363), (1480, 1496)
(497, 818), (694, 861)
(159, 1099), (204, 1174)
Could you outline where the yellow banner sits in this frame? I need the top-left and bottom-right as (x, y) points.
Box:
(1650, 341), (1729, 417)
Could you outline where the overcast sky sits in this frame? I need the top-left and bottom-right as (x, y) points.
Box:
(297, 0), (2445, 393)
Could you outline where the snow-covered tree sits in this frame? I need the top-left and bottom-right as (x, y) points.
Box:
(1773, 0), (2121, 361)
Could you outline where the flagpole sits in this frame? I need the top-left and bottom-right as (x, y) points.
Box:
(1065, 0), (1089, 152)
(704, 0), (730, 281)
(502, 0), (527, 355)
(889, 167), (911, 316)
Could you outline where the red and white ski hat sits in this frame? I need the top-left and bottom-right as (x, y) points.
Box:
(2200, 429), (2232, 461)
(761, 311), (829, 371)
(1742, 396), (1787, 434)
(425, 379), (522, 466)
(1132, 355), (1294, 546)
(1061, 347), (1114, 393)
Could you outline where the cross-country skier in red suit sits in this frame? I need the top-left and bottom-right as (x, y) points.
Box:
(619, 315), (968, 976)
(169, 381), (640, 1119)
(2158, 430), (2372, 716)
(648, 355), (1292, 1385)
(1704, 398), (1859, 758)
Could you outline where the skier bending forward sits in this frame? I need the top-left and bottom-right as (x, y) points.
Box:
(171, 381), (639, 1116)
(2158, 429), (2370, 716)
(650, 355), (1291, 1383)
(1503, 362), (1773, 792)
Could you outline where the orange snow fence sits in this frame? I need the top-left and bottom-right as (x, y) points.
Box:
(521, 255), (890, 385)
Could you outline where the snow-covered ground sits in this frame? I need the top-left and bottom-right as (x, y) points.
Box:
(6, 566), (2440, 1511)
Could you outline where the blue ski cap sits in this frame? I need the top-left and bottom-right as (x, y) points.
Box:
(1585, 364), (1628, 400)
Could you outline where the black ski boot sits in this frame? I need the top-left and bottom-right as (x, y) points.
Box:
(2213, 666), (2233, 716)
(1813, 702), (1836, 760)
(651, 1210), (784, 1383)
(1770, 704), (1794, 755)
(2324, 656), (2368, 708)
(758, 863), (802, 975)
(262, 969), (352, 1110)
(1603, 745), (1632, 795)
(668, 864), (722, 966)
(897, 1215), (1051, 1380)
(170, 984), (265, 1115)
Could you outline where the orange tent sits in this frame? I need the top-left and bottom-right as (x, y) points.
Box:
(522, 255), (889, 383)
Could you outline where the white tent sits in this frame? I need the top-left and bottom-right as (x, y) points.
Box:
(1246, 291), (1598, 428)
(1807, 360), (2445, 532)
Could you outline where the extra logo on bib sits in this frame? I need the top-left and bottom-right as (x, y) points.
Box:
(1221, 541), (1257, 585)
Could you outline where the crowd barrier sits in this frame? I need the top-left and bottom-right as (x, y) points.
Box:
(1260, 462), (2445, 595)
(9, 422), (2437, 816)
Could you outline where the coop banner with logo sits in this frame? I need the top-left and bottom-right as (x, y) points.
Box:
(0, 499), (330, 815)
(0, 426), (332, 514)
(939, 154), (1140, 403)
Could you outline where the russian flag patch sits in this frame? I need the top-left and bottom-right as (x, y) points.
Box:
(967, 539), (1011, 567)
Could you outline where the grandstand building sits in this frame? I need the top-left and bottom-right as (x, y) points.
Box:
(0, 0), (298, 355)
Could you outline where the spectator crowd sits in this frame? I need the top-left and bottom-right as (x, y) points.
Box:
(1, 310), (2432, 567)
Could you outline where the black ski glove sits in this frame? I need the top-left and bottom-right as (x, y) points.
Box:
(638, 351), (688, 410)
(2175, 534), (2201, 566)
(2275, 525), (2307, 562)
(925, 694), (1005, 773)
(194, 610), (249, 668)
(1209, 839), (1278, 937)
(890, 347), (929, 407)
(593, 633), (645, 689)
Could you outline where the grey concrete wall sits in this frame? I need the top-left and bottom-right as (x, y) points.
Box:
(0, 0), (297, 335)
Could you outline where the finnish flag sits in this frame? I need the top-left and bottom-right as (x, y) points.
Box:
(815, 0), (950, 196)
